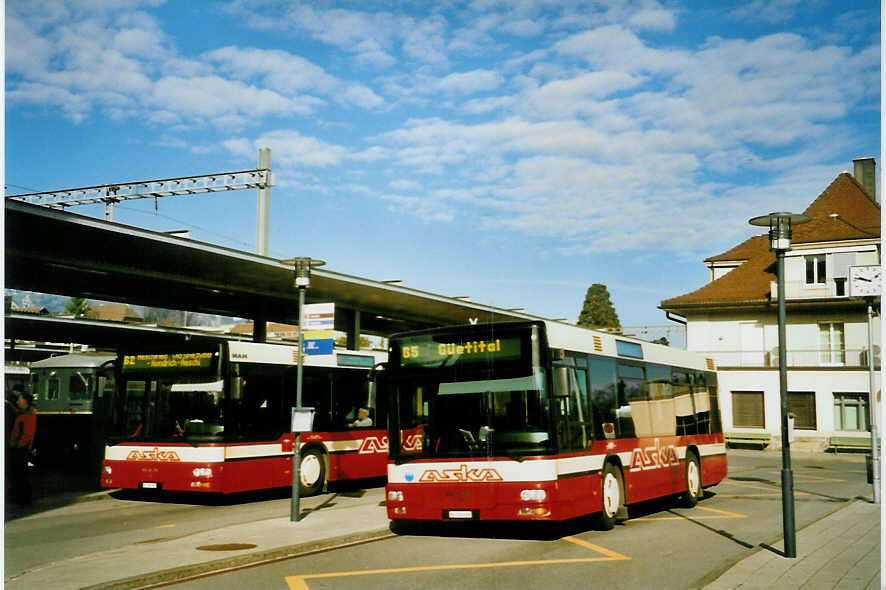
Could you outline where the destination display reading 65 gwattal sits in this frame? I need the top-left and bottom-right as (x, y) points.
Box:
(397, 334), (523, 368)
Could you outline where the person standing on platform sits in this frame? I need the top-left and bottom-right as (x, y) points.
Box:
(5, 388), (21, 495)
(9, 392), (37, 505)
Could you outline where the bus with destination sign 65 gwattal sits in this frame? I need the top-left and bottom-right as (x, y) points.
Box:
(383, 320), (726, 528)
(100, 341), (386, 495)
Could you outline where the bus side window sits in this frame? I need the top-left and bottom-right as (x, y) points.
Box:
(692, 372), (718, 434)
(616, 363), (645, 438)
(588, 357), (617, 439)
(673, 371), (696, 435)
(646, 364), (675, 437)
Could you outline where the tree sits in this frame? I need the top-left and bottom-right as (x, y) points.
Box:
(577, 284), (620, 330)
(65, 297), (92, 318)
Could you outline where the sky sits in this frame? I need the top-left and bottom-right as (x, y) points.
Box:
(4, 0), (881, 330)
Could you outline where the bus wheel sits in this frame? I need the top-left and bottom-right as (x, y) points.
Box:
(597, 463), (624, 530)
(298, 449), (326, 496)
(680, 452), (702, 508)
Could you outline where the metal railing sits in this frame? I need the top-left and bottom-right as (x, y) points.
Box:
(770, 280), (850, 300)
(704, 348), (879, 369)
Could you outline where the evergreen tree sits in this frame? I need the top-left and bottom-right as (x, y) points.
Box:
(64, 297), (92, 318)
(577, 284), (620, 330)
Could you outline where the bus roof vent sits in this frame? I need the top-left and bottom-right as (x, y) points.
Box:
(592, 335), (603, 352)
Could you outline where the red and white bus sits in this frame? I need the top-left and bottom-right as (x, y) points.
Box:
(383, 320), (726, 528)
(101, 341), (386, 495)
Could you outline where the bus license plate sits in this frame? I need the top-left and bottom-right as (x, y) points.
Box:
(446, 510), (474, 519)
(140, 482), (159, 489)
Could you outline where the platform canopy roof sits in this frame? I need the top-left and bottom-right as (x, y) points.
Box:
(6, 199), (552, 347)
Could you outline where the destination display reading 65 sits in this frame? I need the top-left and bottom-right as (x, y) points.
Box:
(398, 334), (523, 368)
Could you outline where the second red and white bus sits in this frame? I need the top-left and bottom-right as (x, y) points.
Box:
(383, 320), (726, 528)
(101, 341), (386, 495)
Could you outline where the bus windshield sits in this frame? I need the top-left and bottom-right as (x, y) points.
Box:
(388, 323), (553, 460)
(111, 351), (224, 442)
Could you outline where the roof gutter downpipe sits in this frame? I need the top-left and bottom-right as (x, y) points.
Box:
(665, 312), (688, 350)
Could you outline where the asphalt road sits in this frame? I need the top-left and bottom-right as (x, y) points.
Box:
(151, 450), (873, 590)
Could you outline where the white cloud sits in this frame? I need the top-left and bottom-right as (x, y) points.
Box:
(435, 70), (504, 95)
(225, 130), (349, 168)
(206, 46), (384, 109)
(554, 24), (692, 74)
(151, 76), (307, 123)
(629, 6), (676, 31)
(728, 0), (803, 24)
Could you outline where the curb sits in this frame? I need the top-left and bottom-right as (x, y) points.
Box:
(80, 528), (394, 590)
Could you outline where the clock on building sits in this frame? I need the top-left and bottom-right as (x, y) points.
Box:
(849, 265), (882, 297)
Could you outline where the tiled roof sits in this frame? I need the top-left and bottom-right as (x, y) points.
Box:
(90, 303), (143, 322)
(662, 173), (880, 309)
(229, 322), (300, 336)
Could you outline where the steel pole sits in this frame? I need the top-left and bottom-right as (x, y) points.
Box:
(776, 249), (797, 558)
(291, 285), (306, 522)
(256, 148), (271, 256)
(867, 301), (881, 504)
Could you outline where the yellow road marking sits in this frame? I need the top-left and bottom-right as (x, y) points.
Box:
(631, 505), (746, 522)
(155, 524), (176, 529)
(285, 536), (630, 590)
(562, 535), (631, 559)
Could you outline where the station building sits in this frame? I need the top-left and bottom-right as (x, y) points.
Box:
(661, 159), (881, 451)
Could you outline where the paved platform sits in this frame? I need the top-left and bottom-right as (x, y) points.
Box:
(702, 500), (881, 590)
(4, 481), (881, 590)
(5, 487), (392, 590)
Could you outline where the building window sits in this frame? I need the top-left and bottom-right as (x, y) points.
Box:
(788, 391), (816, 430)
(818, 323), (845, 365)
(834, 393), (870, 432)
(805, 255), (826, 284)
(732, 391), (764, 428)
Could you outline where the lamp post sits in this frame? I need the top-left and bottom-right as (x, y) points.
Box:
(291, 257), (325, 522)
(749, 212), (811, 558)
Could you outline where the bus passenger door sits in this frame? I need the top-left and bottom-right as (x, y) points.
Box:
(552, 361), (590, 452)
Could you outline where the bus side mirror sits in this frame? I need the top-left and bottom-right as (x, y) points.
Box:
(552, 366), (569, 397)
(231, 377), (244, 400)
(366, 380), (377, 409)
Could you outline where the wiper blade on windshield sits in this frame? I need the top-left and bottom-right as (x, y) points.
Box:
(502, 450), (526, 462)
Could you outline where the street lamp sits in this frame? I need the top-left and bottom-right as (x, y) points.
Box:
(749, 212), (811, 559)
(291, 257), (325, 523)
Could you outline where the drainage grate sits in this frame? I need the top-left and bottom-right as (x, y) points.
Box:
(196, 543), (258, 551)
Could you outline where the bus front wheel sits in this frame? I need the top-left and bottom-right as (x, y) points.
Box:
(597, 463), (625, 530)
(298, 448), (326, 496)
(679, 452), (702, 508)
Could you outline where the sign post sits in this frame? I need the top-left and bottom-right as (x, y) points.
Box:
(850, 265), (881, 504)
(290, 257), (325, 523)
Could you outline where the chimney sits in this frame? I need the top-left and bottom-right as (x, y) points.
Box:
(852, 157), (876, 202)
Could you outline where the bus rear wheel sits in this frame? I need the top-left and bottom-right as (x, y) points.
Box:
(597, 463), (625, 530)
(679, 452), (702, 508)
(298, 448), (326, 496)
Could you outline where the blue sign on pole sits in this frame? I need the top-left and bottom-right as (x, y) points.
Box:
(304, 338), (334, 355)
(303, 303), (334, 355)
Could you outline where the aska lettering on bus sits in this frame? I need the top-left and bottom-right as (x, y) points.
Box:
(419, 464), (504, 482)
(358, 435), (389, 454)
(629, 438), (679, 472)
(126, 447), (182, 462)
(401, 432), (423, 452)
